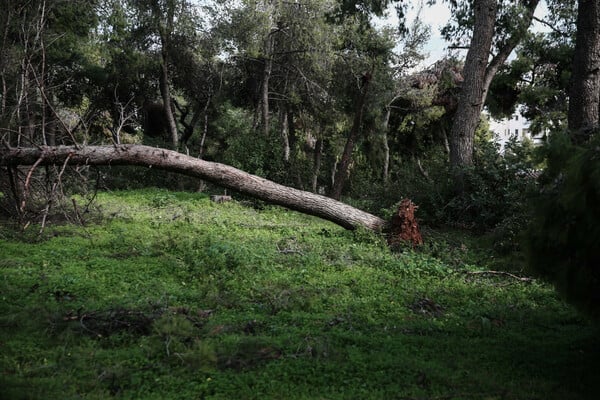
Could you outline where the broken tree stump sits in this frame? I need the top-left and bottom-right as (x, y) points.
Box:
(388, 198), (423, 248)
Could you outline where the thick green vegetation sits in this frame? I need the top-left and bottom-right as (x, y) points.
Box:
(526, 133), (600, 319)
(1, 189), (598, 400)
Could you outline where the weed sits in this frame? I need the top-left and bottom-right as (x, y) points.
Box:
(0, 189), (598, 399)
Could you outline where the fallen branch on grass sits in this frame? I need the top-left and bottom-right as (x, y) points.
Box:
(465, 270), (534, 282)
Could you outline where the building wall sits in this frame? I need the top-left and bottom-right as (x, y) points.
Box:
(488, 108), (543, 150)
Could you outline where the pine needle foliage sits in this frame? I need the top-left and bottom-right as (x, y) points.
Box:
(525, 132), (600, 319)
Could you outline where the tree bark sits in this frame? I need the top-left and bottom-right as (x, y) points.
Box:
(481, 0), (540, 103)
(449, 0), (539, 173)
(157, 0), (178, 150)
(382, 104), (392, 184)
(568, 0), (600, 143)
(0, 145), (387, 231)
(312, 137), (323, 193)
(261, 34), (274, 137)
(279, 108), (290, 162)
(449, 0), (497, 170)
(159, 51), (179, 150)
(330, 73), (371, 200)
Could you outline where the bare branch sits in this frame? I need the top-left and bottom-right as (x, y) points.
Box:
(20, 156), (44, 213)
(532, 16), (564, 35)
(465, 270), (534, 283)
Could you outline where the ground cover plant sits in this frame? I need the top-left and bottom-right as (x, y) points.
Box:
(1, 189), (599, 400)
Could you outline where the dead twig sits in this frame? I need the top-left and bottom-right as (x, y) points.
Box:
(20, 155), (44, 213)
(276, 244), (304, 255)
(79, 314), (102, 338)
(39, 153), (71, 234)
(465, 270), (533, 283)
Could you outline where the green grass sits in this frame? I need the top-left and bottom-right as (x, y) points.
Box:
(1, 188), (598, 399)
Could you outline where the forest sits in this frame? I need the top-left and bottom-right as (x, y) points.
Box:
(1, 0), (599, 399)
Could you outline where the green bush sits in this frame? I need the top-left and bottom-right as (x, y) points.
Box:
(525, 133), (600, 318)
(445, 138), (537, 230)
(215, 105), (286, 181)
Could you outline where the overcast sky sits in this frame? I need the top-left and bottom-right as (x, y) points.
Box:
(375, 0), (551, 69)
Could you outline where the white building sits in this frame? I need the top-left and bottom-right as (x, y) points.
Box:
(488, 108), (543, 150)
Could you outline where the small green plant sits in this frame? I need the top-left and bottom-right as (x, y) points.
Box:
(152, 313), (217, 369)
(0, 188), (597, 399)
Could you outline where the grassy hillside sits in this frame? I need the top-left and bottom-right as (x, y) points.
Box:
(1, 189), (598, 399)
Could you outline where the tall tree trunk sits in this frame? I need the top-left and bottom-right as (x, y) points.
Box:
(199, 96), (211, 159)
(568, 0), (600, 143)
(261, 35), (273, 137)
(157, 0), (179, 151)
(0, 5), (10, 119)
(279, 108), (290, 162)
(444, 0), (498, 206)
(330, 74), (371, 200)
(312, 138), (323, 193)
(449, 0), (497, 170)
(159, 50), (179, 150)
(449, 0), (539, 174)
(382, 105), (392, 184)
(0, 145), (387, 232)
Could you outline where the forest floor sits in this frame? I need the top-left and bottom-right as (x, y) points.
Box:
(1, 189), (598, 399)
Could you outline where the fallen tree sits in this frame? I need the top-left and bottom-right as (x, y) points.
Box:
(0, 144), (387, 231)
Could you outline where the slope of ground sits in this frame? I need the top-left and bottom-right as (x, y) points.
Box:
(1, 189), (598, 399)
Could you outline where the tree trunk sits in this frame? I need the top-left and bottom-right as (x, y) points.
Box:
(449, 0), (539, 173)
(449, 0), (497, 170)
(312, 138), (323, 193)
(279, 109), (290, 162)
(180, 104), (204, 145)
(159, 53), (179, 150)
(199, 98), (210, 159)
(261, 34), (273, 137)
(481, 0), (540, 103)
(382, 105), (392, 184)
(0, 145), (387, 232)
(568, 0), (600, 143)
(330, 74), (371, 200)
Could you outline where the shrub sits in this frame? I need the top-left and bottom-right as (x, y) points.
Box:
(215, 105), (286, 181)
(525, 132), (600, 318)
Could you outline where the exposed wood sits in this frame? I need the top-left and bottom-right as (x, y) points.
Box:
(388, 199), (423, 248)
(0, 145), (388, 232)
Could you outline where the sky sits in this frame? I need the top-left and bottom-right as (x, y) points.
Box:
(375, 0), (551, 69)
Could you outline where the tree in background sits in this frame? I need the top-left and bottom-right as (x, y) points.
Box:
(567, 0), (600, 143)
(486, 0), (576, 136)
(127, 0), (200, 150)
(441, 0), (540, 176)
(526, 0), (600, 319)
(0, 0), (99, 147)
(329, 24), (396, 200)
(447, 0), (497, 172)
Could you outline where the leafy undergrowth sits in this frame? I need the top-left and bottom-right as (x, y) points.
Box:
(1, 189), (598, 400)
